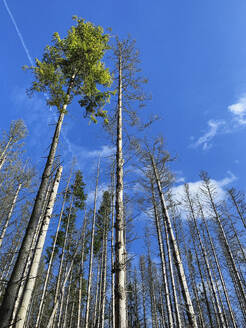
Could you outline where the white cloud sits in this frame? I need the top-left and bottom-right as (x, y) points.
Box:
(190, 120), (225, 150)
(228, 96), (246, 125)
(86, 183), (109, 205)
(171, 171), (237, 206)
(85, 145), (115, 158)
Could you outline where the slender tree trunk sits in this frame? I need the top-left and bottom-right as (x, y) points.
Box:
(139, 256), (147, 328)
(150, 154), (198, 328)
(193, 243), (214, 327)
(35, 170), (73, 328)
(46, 238), (80, 328)
(68, 301), (75, 328)
(0, 74), (75, 328)
(62, 273), (72, 328)
(147, 256), (159, 328)
(0, 183), (22, 248)
(11, 191), (48, 327)
(100, 217), (109, 328)
(93, 256), (102, 328)
(198, 197), (237, 327)
(184, 185), (229, 328)
(162, 202), (182, 328)
(0, 154), (7, 171)
(150, 180), (174, 328)
(204, 181), (246, 308)
(111, 171), (115, 328)
(186, 249), (206, 328)
(0, 138), (12, 170)
(76, 213), (87, 328)
(53, 197), (73, 310)
(227, 189), (246, 230)
(15, 166), (62, 328)
(114, 51), (127, 328)
(84, 158), (100, 328)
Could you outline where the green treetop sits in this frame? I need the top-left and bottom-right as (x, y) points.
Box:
(25, 17), (113, 122)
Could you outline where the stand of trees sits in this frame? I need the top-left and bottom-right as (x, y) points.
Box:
(0, 17), (245, 328)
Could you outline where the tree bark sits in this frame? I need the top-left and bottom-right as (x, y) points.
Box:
(0, 183), (22, 248)
(84, 158), (100, 328)
(14, 166), (62, 328)
(198, 198), (237, 327)
(114, 50), (127, 328)
(150, 179), (174, 328)
(35, 169), (73, 328)
(150, 154), (198, 328)
(184, 185), (229, 328)
(76, 213), (87, 328)
(0, 114), (64, 327)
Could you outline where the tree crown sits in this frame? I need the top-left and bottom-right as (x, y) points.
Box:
(24, 17), (113, 123)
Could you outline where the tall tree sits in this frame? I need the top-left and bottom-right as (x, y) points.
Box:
(15, 166), (63, 328)
(110, 38), (147, 328)
(0, 18), (112, 328)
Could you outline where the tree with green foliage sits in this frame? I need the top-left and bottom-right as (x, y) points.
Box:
(0, 17), (112, 328)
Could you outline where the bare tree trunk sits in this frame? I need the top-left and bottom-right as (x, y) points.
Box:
(35, 170), (73, 328)
(0, 183), (22, 248)
(47, 237), (80, 328)
(76, 213), (87, 328)
(198, 198), (237, 327)
(139, 256), (147, 328)
(147, 255), (159, 328)
(0, 115), (63, 327)
(150, 179), (174, 328)
(15, 166), (62, 328)
(0, 154), (7, 171)
(100, 215), (109, 328)
(184, 185), (229, 328)
(53, 196), (73, 326)
(93, 256), (102, 328)
(193, 243), (214, 327)
(62, 273), (72, 328)
(150, 154), (198, 328)
(203, 178), (246, 308)
(0, 138), (12, 170)
(111, 172), (115, 328)
(11, 188), (49, 327)
(84, 158), (100, 328)
(68, 301), (75, 328)
(227, 188), (246, 230)
(114, 51), (127, 328)
(162, 203), (182, 328)
(0, 75), (75, 328)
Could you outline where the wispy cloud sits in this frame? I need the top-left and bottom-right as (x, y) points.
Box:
(190, 120), (225, 150)
(228, 96), (246, 125)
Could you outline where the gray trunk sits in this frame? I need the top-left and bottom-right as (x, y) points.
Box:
(150, 180), (174, 327)
(35, 169), (72, 328)
(84, 159), (100, 328)
(150, 154), (198, 328)
(114, 52), (127, 328)
(0, 183), (22, 248)
(0, 74), (75, 327)
(15, 166), (63, 328)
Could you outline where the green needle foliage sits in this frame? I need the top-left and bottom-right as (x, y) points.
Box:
(24, 17), (113, 123)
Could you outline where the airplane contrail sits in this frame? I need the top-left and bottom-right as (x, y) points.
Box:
(3, 0), (34, 66)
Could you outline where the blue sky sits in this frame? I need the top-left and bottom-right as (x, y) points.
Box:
(1, 1), (246, 221)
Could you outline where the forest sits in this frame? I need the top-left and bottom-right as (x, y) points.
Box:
(1, 6), (246, 328)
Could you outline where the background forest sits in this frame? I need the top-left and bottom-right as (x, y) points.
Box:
(0, 1), (246, 328)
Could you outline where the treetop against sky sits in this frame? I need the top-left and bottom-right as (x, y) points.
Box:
(1, 0), (246, 195)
